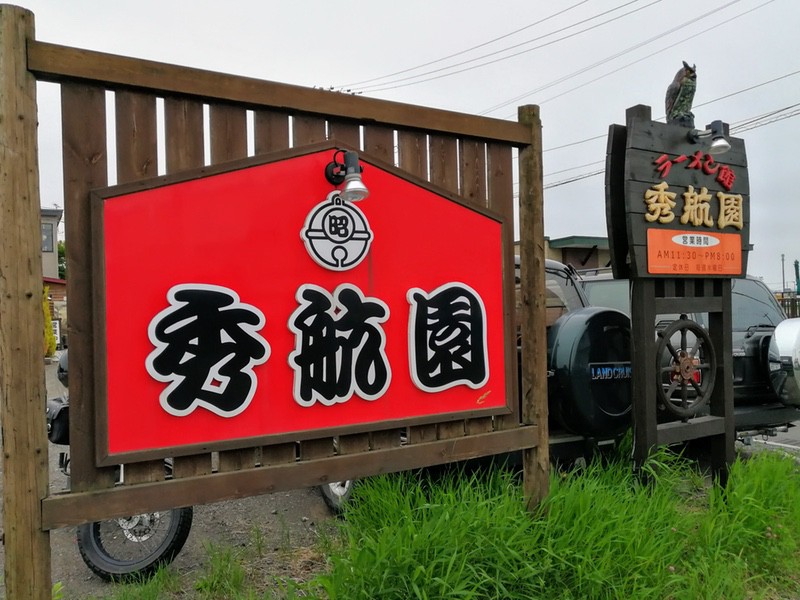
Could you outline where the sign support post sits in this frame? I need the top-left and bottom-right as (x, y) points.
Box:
(607, 104), (744, 482)
(518, 104), (548, 508)
(0, 5), (52, 598)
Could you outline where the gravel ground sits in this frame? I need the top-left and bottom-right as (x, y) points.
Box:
(0, 356), (338, 599)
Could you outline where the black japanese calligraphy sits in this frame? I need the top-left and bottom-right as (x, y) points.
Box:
(408, 282), (489, 392)
(146, 284), (270, 418)
(288, 284), (391, 407)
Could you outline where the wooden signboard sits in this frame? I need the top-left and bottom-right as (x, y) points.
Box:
(92, 143), (513, 465)
(606, 105), (749, 279)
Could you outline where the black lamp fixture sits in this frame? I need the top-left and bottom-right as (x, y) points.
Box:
(325, 149), (369, 201)
(687, 120), (731, 155)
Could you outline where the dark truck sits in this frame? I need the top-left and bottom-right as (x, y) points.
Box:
(321, 260), (800, 511)
(580, 268), (800, 435)
(321, 259), (635, 510)
(527, 259), (633, 440)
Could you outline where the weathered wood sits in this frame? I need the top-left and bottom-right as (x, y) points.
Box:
(164, 96), (204, 173)
(518, 105), (547, 508)
(428, 134), (459, 195)
(437, 420), (466, 440)
(458, 138), (495, 438)
(210, 103), (247, 163)
(298, 437), (335, 461)
(291, 116), (336, 462)
(487, 142), (517, 431)
(427, 133), (467, 441)
(0, 6), (51, 597)
(26, 29), (536, 538)
(337, 433), (370, 454)
(114, 90), (165, 484)
(406, 424), (437, 445)
(163, 95), (214, 478)
(459, 138), (487, 207)
(397, 130), (428, 179)
(172, 454), (213, 478)
(656, 416), (726, 446)
(626, 118), (747, 167)
(260, 442), (297, 466)
(254, 109), (290, 154)
(327, 119), (361, 149)
(706, 279), (735, 481)
(624, 148), (750, 189)
(369, 429), (403, 450)
(293, 113), (326, 146)
(654, 295), (723, 314)
(28, 41), (531, 145)
(42, 427), (538, 529)
(631, 278), (659, 469)
(115, 90), (158, 182)
(363, 124), (394, 163)
(605, 123), (629, 278)
(209, 102), (256, 472)
(61, 82), (117, 490)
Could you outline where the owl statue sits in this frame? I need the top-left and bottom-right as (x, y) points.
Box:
(665, 61), (696, 128)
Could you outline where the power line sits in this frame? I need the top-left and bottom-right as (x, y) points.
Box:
(542, 104), (800, 189)
(351, 0), (663, 94)
(546, 159), (605, 177)
(480, 0), (744, 116)
(542, 67), (800, 154)
(334, 0), (591, 89)
(499, 0), (775, 118)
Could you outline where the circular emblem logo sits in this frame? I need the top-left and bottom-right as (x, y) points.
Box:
(301, 191), (373, 271)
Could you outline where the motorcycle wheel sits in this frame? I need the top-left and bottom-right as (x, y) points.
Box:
(320, 479), (355, 514)
(76, 506), (193, 582)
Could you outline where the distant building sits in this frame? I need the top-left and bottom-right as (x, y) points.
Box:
(41, 207), (62, 279)
(516, 236), (611, 271)
(545, 236), (610, 270)
(41, 208), (66, 348)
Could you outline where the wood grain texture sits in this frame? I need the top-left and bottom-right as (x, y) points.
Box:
(163, 95), (213, 478)
(60, 82), (117, 490)
(43, 427), (538, 529)
(114, 90), (164, 484)
(29, 40), (530, 145)
(517, 105), (548, 507)
(487, 142), (517, 432)
(164, 96), (204, 173)
(0, 7), (51, 597)
(254, 109), (291, 154)
(27, 33), (539, 536)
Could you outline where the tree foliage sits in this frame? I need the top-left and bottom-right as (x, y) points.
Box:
(43, 286), (56, 357)
(57, 240), (66, 279)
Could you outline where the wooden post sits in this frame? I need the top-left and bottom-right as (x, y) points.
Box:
(0, 5), (52, 598)
(518, 104), (548, 508)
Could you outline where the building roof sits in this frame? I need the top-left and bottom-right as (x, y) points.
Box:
(41, 208), (63, 222)
(547, 235), (609, 250)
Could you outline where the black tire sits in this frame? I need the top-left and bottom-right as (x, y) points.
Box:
(76, 506), (193, 582)
(319, 479), (355, 514)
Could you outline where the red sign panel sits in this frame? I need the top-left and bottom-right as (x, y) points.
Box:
(94, 146), (509, 462)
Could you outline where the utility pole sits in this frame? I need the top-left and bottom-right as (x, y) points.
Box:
(782, 253), (786, 293)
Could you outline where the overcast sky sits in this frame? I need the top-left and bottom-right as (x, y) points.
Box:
(20, 0), (800, 290)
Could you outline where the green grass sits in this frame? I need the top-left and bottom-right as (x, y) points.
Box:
(79, 445), (800, 599)
(305, 447), (800, 600)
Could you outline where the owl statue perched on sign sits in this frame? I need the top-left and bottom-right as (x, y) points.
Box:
(665, 61), (696, 128)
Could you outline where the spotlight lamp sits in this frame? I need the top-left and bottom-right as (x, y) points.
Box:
(324, 149), (370, 201)
(687, 120), (731, 155)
